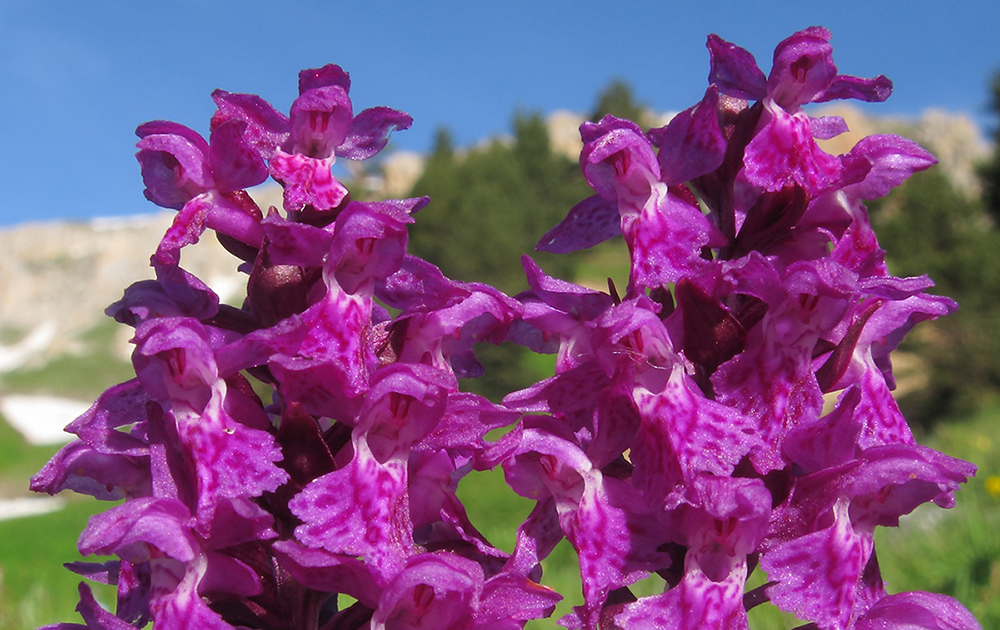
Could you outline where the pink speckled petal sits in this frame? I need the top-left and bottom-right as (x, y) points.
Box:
(613, 567), (749, 630)
(268, 150), (349, 213)
(743, 101), (841, 195)
(290, 436), (413, 583)
(762, 501), (870, 630)
(535, 193), (621, 254)
(632, 365), (758, 507)
(370, 552), (483, 630)
(855, 592), (982, 630)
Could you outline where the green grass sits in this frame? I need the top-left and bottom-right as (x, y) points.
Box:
(875, 403), (1000, 627)
(574, 236), (630, 293)
(0, 416), (62, 489)
(0, 500), (117, 630)
(0, 320), (134, 401)
(0, 319), (131, 630)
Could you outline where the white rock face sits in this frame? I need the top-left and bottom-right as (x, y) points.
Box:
(0, 210), (246, 367)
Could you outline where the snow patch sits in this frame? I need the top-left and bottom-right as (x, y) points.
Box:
(0, 497), (65, 522)
(0, 395), (91, 445)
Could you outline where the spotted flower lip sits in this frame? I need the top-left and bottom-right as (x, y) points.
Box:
(34, 29), (981, 630)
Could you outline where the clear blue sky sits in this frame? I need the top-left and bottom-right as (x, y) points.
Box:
(1, 0), (997, 227)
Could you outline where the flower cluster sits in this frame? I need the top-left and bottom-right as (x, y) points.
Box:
(33, 27), (981, 630)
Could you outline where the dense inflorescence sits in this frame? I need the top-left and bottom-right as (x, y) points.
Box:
(33, 27), (981, 630)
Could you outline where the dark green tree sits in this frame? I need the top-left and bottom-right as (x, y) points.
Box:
(978, 70), (1000, 224)
(871, 168), (1000, 426)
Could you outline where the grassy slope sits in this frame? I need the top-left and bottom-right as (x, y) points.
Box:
(0, 320), (131, 630)
(0, 501), (118, 630)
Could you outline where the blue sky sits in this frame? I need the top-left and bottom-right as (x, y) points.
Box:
(1, 0), (997, 227)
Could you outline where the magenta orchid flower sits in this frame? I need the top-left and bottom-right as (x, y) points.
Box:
(34, 29), (981, 630)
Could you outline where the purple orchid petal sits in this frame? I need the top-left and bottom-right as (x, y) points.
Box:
(743, 101), (842, 195)
(766, 26), (838, 110)
(417, 391), (520, 452)
(64, 582), (138, 630)
(137, 120), (209, 152)
(772, 444), (975, 543)
(535, 194), (622, 254)
(579, 115), (659, 203)
(136, 130), (213, 210)
(503, 361), (610, 416)
(211, 90), (289, 161)
(148, 560), (236, 630)
(830, 199), (889, 278)
(208, 119), (269, 192)
(328, 200), (412, 295)
(811, 115), (850, 140)
(624, 188), (718, 291)
(706, 34), (767, 101)
(370, 552), (483, 630)
(115, 559), (153, 627)
(30, 440), (151, 500)
(65, 379), (151, 456)
(614, 569), (750, 630)
(356, 363), (451, 463)
(289, 85), (353, 159)
(818, 74), (893, 104)
(392, 283), (521, 383)
(290, 436), (413, 583)
(784, 386), (864, 473)
(64, 560), (119, 584)
(407, 449), (460, 529)
(217, 294), (372, 419)
(652, 86), (727, 186)
(711, 303), (831, 473)
(271, 540), (382, 607)
(198, 551), (262, 598)
(337, 106), (414, 161)
(632, 364), (758, 506)
(855, 592), (982, 630)
(299, 63), (352, 94)
(499, 418), (667, 628)
(377, 255), (473, 312)
(152, 198), (211, 267)
(841, 134), (937, 200)
(586, 369), (643, 469)
(762, 500), (871, 630)
(269, 150), (349, 213)
(478, 571), (561, 627)
(79, 497), (197, 562)
(132, 318), (288, 525)
(522, 255), (614, 322)
(260, 211), (333, 267)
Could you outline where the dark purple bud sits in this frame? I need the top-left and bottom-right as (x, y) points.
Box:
(676, 278), (746, 372)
